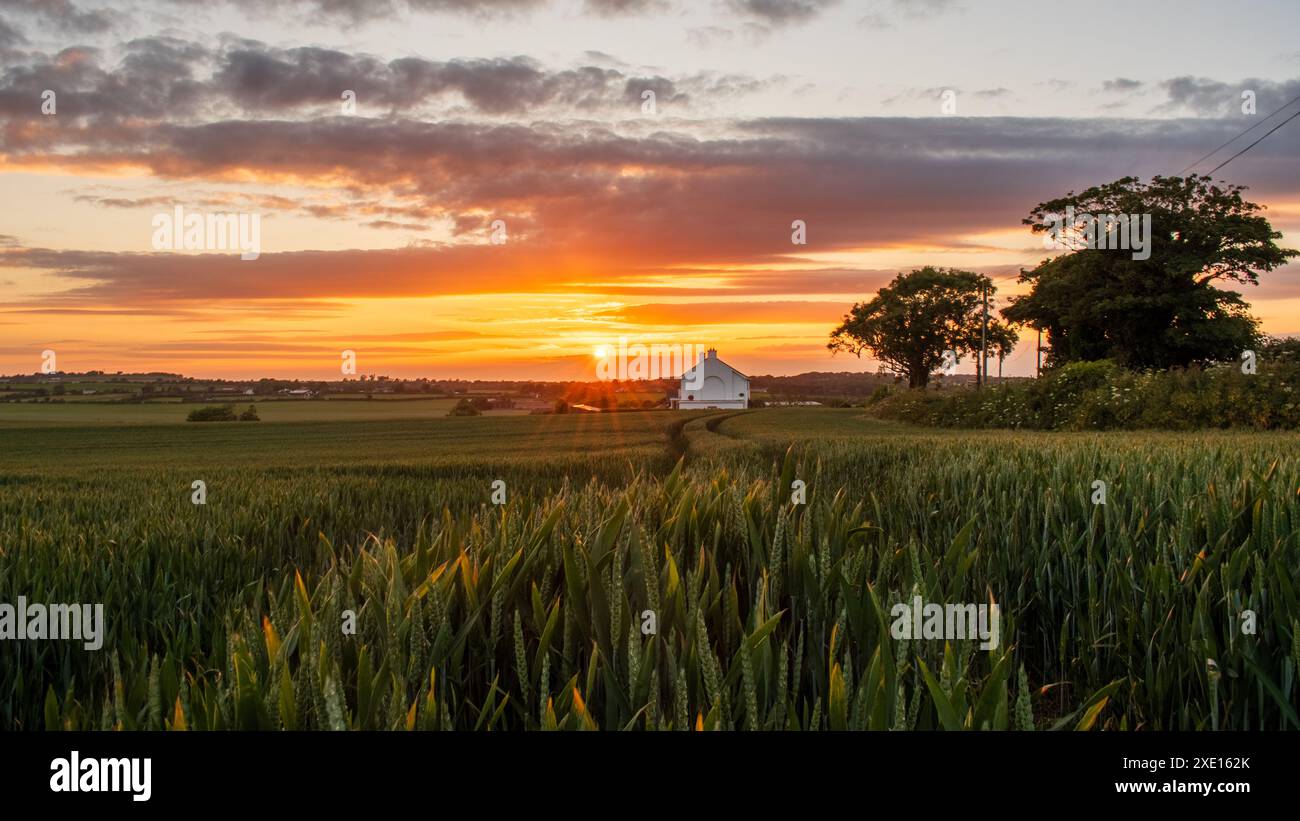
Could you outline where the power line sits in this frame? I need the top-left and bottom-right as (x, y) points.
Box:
(1179, 91), (1300, 175)
(1207, 106), (1300, 174)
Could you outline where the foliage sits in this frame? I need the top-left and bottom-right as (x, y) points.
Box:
(3, 408), (1298, 731)
(448, 398), (482, 417)
(870, 339), (1300, 430)
(187, 405), (238, 422)
(829, 267), (1016, 388)
(1005, 175), (1297, 369)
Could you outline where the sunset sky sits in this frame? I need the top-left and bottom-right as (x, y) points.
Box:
(1, 0), (1298, 380)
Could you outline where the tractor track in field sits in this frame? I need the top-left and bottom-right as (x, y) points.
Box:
(664, 409), (754, 466)
(704, 410), (752, 434)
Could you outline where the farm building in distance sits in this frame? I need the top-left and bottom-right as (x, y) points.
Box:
(671, 349), (749, 410)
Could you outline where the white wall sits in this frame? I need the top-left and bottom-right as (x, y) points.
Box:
(678, 351), (749, 407)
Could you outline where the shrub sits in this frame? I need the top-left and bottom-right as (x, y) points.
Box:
(448, 398), (481, 416)
(870, 343), (1300, 430)
(186, 405), (237, 422)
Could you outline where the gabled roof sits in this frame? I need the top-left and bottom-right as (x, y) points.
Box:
(681, 352), (749, 381)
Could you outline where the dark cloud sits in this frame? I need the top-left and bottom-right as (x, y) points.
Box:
(0, 39), (210, 122)
(4, 0), (116, 34)
(1159, 77), (1300, 116)
(583, 0), (670, 14)
(179, 0), (546, 24)
(0, 40), (735, 121)
(0, 16), (28, 49)
(727, 0), (839, 25)
(5, 112), (1298, 310)
(406, 0), (545, 13)
(1103, 78), (1143, 93)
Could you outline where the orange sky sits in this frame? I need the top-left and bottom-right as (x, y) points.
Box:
(2, 2), (1299, 380)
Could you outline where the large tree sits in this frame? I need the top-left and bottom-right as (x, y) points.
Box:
(828, 267), (1015, 388)
(1004, 175), (1296, 369)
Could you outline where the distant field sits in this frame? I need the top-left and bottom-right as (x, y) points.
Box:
(0, 398), (460, 426)
(616, 390), (666, 403)
(0, 381), (147, 394)
(1, 407), (685, 473)
(327, 392), (456, 400)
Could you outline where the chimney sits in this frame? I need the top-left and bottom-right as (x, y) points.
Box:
(706, 348), (717, 359)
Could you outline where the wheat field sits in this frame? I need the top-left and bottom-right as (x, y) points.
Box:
(2, 408), (1297, 730)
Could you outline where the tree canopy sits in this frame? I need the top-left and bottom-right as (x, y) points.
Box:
(828, 267), (1016, 388)
(1003, 175), (1296, 369)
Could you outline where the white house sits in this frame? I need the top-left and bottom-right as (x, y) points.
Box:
(671, 349), (749, 410)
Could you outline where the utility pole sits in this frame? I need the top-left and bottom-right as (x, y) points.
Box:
(979, 280), (988, 390)
(1036, 327), (1042, 377)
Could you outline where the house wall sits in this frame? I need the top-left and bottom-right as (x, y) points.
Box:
(675, 399), (747, 410)
(676, 351), (749, 408)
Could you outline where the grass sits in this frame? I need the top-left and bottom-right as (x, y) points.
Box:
(2, 411), (683, 474)
(0, 398), (460, 427)
(2, 407), (1297, 730)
